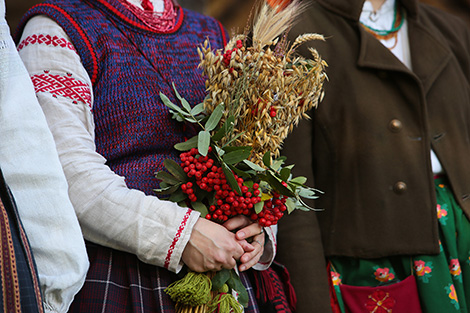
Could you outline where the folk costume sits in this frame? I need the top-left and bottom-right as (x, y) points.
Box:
(1, 2), (88, 311)
(279, 0), (470, 312)
(16, 0), (277, 312)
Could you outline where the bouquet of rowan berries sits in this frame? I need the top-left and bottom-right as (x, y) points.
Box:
(155, 0), (327, 312)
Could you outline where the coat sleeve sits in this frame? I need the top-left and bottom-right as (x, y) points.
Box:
(277, 118), (333, 313)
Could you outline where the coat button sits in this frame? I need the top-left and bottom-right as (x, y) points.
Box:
(389, 119), (402, 132)
(393, 181), (407, 194)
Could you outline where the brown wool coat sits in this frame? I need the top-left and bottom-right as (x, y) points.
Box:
(276, 0), (470, 311)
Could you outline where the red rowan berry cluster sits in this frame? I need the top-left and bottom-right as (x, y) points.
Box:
(222, 40), (244, 67)
(269, 107), (277, 117)
(179, 147), (288, 226)
(255, 192), (287, 227)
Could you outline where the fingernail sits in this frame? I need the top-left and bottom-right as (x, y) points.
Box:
(240, 265), (246, 271)
(238, 231), (245, 239)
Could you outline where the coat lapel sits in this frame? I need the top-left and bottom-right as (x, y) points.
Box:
(407, 20), (451, 94)
(356, 26), (409, 72)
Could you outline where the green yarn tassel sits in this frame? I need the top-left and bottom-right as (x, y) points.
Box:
(165, 271), (212, 307)
(207, 293), (243, 313)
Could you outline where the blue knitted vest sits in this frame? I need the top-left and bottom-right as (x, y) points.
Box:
(17, 0), (227, 195)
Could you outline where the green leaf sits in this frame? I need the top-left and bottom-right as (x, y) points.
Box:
(296, 197), (317, 211)
(271, 159), (285, 172)
(174, 135), (198, 151)
(223, 148), (252, 165)
(229, 165), (251, 179)
(212, 269), (231, 291)
(212, 116), (235, 142)
(242, 160), (266, 172)
(172, 83), (191, 112)
(290, 176), (307, 185)
(205, 104), (224, 132)
(221, 162), (242, 195)
(243, 181), (254, 188)
(169, 189), (187, 202)
(299, 187), (320, 199)
(155, 171), (181, 185)
(222, 146), (249, 153)
(163, 159), (187, 182)
(198, 130), (211, 156)
(190, 201), (209, 217)
(227, 271), (249, 307)
(154, 183), (181, 196)
(191, 103), (205, 116)
(160, 92), (186, 116)
(159, 181), (170, 189)
(286, 198), (296, 214)
(214, 145), (225, 157)
(254, 201), (264, 214)
(263, 151), (271, 167)
(266, 172), (295, 197)
(280, 167), (291, 181)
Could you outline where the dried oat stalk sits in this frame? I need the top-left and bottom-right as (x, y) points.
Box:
(198, 0), (327, 165)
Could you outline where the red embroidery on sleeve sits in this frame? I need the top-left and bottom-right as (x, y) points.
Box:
(164, 208), (192, 269)
(17, 34), (77, 53)
(31, 72), (92, 108)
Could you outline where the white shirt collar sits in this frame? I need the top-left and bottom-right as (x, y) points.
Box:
(361, 0), (396, 30)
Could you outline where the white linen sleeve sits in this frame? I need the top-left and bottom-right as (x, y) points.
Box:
(17, 15), (200, 273)
(252, 225), (276, 271)
(0, 7), (88, 313)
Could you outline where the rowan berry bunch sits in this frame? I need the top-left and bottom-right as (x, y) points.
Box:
(257, 192), (287, 227)
(177, 146), (290, 227)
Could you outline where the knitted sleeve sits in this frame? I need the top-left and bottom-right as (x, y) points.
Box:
(17, 15), (200, 273)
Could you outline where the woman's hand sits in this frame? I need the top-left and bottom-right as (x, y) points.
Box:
(223, 216), (265, 272)
(182, 218), (245, 272)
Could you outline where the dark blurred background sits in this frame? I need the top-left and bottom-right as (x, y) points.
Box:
(5, 0), (470, 36)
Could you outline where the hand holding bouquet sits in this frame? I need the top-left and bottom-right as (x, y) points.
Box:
(155, 0), (327, 312)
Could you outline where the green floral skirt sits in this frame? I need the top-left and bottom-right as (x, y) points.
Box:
(330, 177), (470, 313)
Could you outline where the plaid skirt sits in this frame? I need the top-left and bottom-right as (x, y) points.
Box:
(68, 242), (260, 313)
(329, 176), (470, 313)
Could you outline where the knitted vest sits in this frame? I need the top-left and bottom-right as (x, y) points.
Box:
(17, 0), (227, 195)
